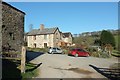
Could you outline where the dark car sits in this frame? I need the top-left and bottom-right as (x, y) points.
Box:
(68, 48), (90, 57)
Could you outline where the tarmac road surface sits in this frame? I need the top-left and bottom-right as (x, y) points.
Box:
(30, 53), (118, 78)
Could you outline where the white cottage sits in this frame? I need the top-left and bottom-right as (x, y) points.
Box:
(27, 24), (61, 48)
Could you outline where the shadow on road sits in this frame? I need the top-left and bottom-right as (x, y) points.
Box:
(26, 51), (44, 63)
(89, 64), (120, 80)
(68, 54), (89, 57)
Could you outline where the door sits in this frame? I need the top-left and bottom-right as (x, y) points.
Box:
(44, 43), (47, 48)
(34, 43), (36, 48)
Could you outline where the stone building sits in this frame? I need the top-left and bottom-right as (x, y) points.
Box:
(27, 24), (61, 48)
(2, 2), (25, 52)
(61, 32), (73, 46)
(27, 24), (73, 48)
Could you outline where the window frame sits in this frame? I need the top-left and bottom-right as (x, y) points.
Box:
(33, 35), (36, 40)
(44, 34), (47, 40)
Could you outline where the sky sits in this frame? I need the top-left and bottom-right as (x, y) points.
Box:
(8, 2), (118, 34)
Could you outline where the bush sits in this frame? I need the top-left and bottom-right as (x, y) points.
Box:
(98, 51), (110, 58)
(90, 52), (100, 57)
(88, 46), (110, 58)
(89, 50), (110, 58)
(63, 49), (69, 54)
(88, 47), (97, 53)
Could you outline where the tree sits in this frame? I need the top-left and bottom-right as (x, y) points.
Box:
(94, 39), (101, 46)
(100, 30), (115, 48)
(29, 24), (33, 32)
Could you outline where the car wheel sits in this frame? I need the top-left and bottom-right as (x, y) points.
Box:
(51, 52), (54, 54)
(75, 54), (78, 57)
(62, 52), (65, 54)
(87, 54), (90, 57)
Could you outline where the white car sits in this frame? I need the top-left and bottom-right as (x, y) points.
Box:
(48, 47), (63, 54)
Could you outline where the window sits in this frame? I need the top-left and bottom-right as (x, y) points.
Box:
(52, 48), (56, 52)
(57, 48), (60, 50)
(2, 25), (7, 31)
(33, 35), (36, 40)
(77, 49), (85, 52)
(44, 34), (47, 40)
(49, 34), (50, 38)
(2, 25), (5, 28)
(56, 33), (58, 40)
(9, 32), (14, 40)
(44, 43), (47, 48)
(34, 43), (36, 48)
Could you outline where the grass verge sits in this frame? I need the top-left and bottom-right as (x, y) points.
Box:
(21, 62), (39, 78)
(112, 50), (120, 57)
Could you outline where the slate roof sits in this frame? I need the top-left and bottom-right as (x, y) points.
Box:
(27, 27), (58, 35)
(62, 32), (72, 38)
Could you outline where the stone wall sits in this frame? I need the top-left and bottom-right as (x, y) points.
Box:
(2, 2), (25, 52)
(0, 1), (2, 54)
(0, 1), (2, 80)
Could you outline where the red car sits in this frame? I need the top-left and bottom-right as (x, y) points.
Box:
(68, 48), (90, 57)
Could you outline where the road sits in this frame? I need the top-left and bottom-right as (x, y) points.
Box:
(29, 53), (118, 78)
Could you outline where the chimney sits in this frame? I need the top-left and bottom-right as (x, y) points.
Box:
(40, 24), (44, 30)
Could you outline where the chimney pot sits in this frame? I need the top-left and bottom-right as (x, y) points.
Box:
(40, 24), (44, 30)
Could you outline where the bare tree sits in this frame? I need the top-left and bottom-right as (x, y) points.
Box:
(29, 24), (33, 32)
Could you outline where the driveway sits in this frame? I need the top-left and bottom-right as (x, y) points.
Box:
(29, 53), (118, 78)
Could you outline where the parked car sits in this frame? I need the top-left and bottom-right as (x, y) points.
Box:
(48, 47), (64, 54)
(68, 48), (90, 57)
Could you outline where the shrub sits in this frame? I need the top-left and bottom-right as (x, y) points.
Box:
(63, 49), (69, 54)
(98, 51), (110, 58)
(89, 50), (110, 58)
(90, 52), (100, 57)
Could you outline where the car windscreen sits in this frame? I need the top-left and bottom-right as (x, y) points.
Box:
(71, 49), (76, 51)
(57, 48), (61, 50)
(52, 48), (56, 50)
(77, 49), (86, 52)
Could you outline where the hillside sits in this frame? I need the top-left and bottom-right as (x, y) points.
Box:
(73, 33), (119, 50)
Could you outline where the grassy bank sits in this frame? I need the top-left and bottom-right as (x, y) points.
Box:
(112, 50), (120, 57)
(21, 62), (39, 79)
